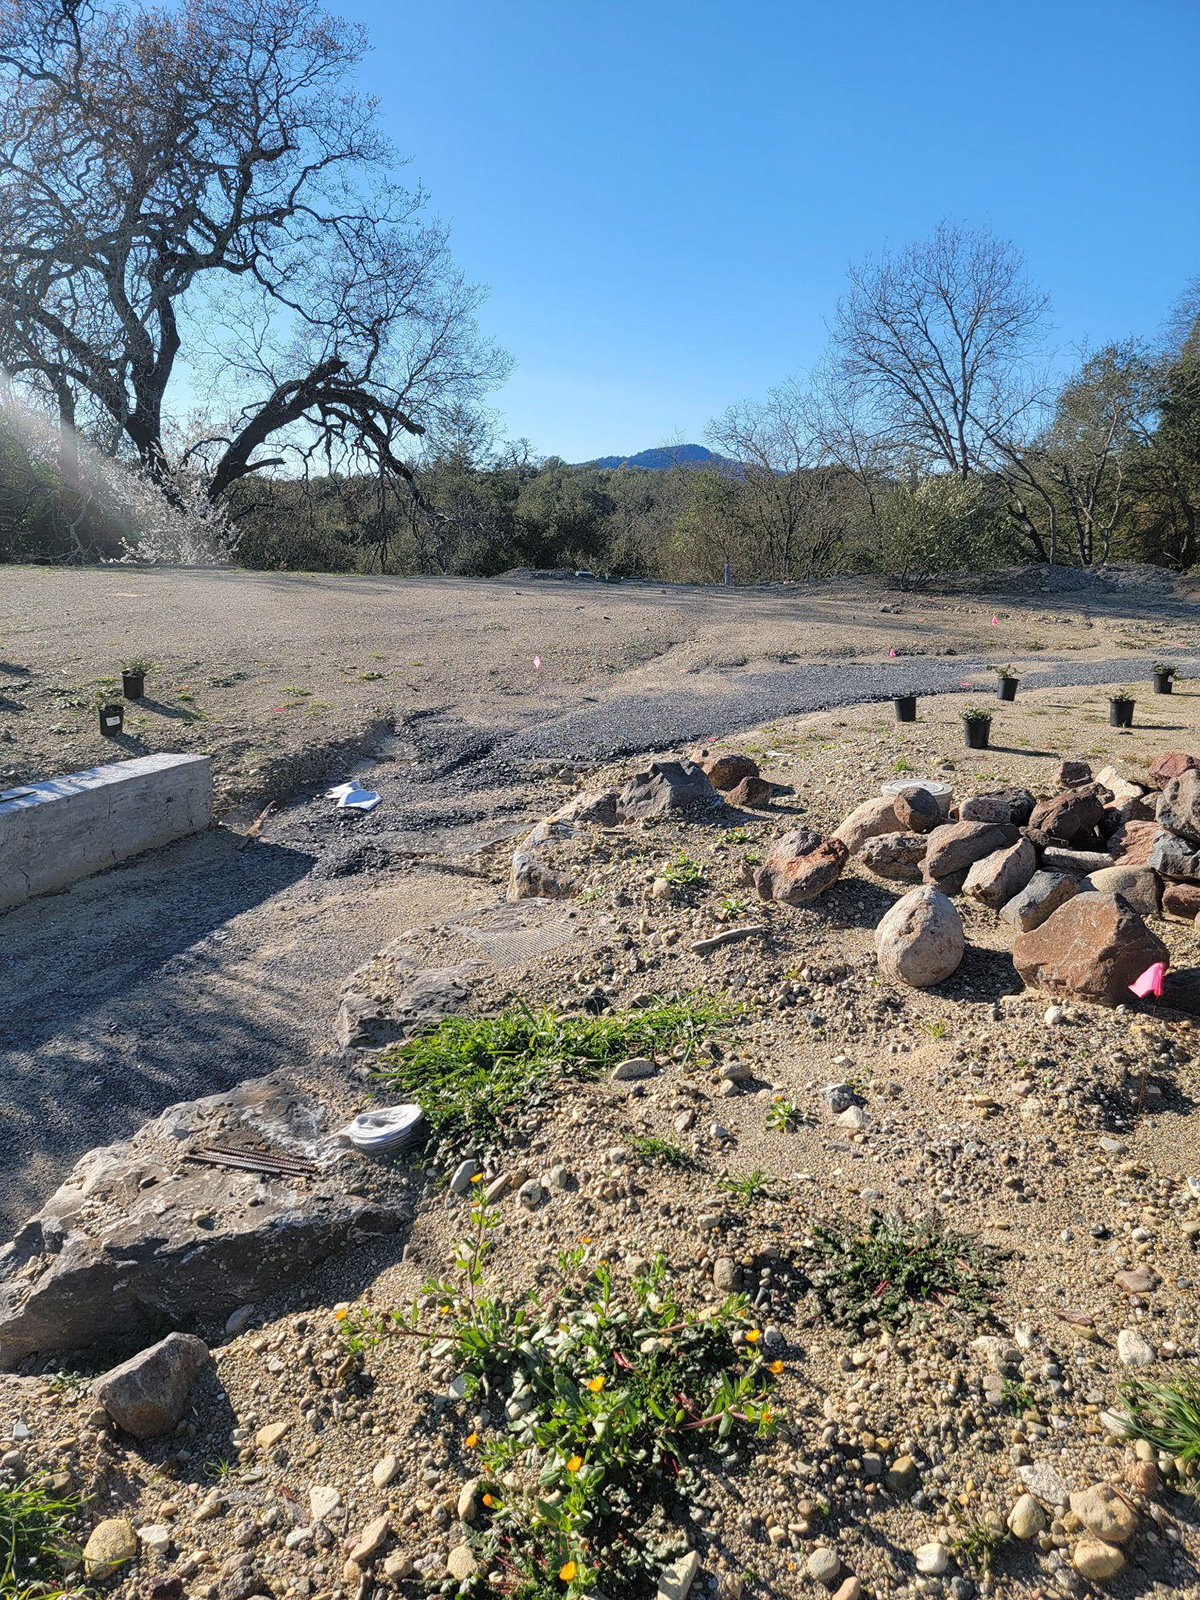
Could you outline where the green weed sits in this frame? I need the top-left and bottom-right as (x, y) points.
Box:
(719, 1170), (774, 1203)
(1122, 1374), (1200, 1473)
(627, 1136), (699, 1172)
(394, 1208), (777, 1598)
(374, 997), (734, 1159)
(807, 1212), (998, 1333)
(659, 852), (707, 891)
(0, 1477), (80, 1593)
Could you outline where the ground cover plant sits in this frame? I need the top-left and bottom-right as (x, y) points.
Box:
(374, 996), (734, 1160)
(807, 1212), (999, 1333)
(347, 1207), (778, 1600)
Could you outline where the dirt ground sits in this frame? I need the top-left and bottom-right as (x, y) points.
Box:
(2, 562), (1196, 814)
(4, 672), (1200, 1600)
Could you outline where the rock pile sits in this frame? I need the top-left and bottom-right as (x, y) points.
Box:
(750, 754), (1198, 1001)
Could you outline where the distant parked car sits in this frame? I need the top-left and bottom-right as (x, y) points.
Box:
(574, 568), (596, 579)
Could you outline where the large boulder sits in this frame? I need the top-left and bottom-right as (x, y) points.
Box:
(755, 832), (848, 906)
(958, 788), (1035, 827)
(923, 821), (1019, 893)
(618, 760), (721, 819)
(1149, 751), (1200, 790)
(859, 831), (929, 883)
(1027, 784), (1110, 845)
(92, 1332), (212, 1438)
(963, 837), (1036, 909)
(833, 797), (900, 854)
(0, 1076), (412, 1365)
(694, 750), (759, 791)
(1157, 769), (1200, 846)
(1012, 893), (1169, 1007)
(875, 887), (965, 988)
(1001, 870), (1078, 932)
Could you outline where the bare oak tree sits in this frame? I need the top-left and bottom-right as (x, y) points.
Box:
(830, 221), (1049, 479)
(0, 0), (509, 500)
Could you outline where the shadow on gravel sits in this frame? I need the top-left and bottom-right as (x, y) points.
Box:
(0, 830), (315, 1236)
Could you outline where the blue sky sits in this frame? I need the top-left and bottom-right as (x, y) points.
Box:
(344, 0), (1200, 462)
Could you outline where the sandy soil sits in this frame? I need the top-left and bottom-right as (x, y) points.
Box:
(2, 563), (1195, 813)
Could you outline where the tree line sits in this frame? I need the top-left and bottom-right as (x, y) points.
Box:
(0, 0), (1195, 578)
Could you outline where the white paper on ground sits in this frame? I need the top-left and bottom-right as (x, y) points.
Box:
(338, 788), (381, 812)
(324, 779), (364, 800)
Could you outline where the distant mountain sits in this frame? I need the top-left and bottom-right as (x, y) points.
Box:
(583, 443), (738, 472)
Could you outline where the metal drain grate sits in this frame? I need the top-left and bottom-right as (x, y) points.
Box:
(185, 1142), (317, 1178)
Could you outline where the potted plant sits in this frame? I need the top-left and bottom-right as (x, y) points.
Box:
(1152, 663), (1176, 695)
(892, 693), (917, 723)
(1109, 692), (1135, 728)
(96, 688), (124, 738)
(961, 706), (992, 749)
(123, 657), (149, 700)
(995, 665), (1020, 702)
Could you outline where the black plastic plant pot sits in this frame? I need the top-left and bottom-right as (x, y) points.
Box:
(963, 717), (991, 750)
(997, 676), (1019, 702)
(1109, 696), (1135, 728)
(893, 694), (917, 723)
(1153, 671), (1174, 695)
(99, 703), (124, 737)
(122, 670), (145, 700)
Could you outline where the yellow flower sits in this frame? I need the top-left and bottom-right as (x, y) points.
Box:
(566, 1454), (583, 1473)
(439, 1304), (451, 1315)
(768, 1360), (784, 1375)
(466, 1432), (478, 1447)
(482, 1492), (495, 1507)
(471, 1172), (484, 1183)
(587, 1376), (605, 1393)
(333, 1307), (348, 1321)
(762, 1408), (773, 1424)
(580, 1236), (592, 1244)
(745, 1328), (761, 1343)
(559, 1561), (577, 1582)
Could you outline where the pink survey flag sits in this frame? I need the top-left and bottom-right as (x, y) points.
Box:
(533, 654), (542, 670)
(889, 648), (897, 657)
(990, 615), (999, 626)
(1129, 962), (1166, 999)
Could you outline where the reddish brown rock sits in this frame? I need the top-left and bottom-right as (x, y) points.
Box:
(1149, 751), (1200, 790)
(892, 786), (942, 834)
(726, 773), (775, 808)
(859, 831), (928, 883)
(958, 787), (1036, 826)
(1027, 784), (1110, 844)
(1163, 882), (1200, 921)
(1108, 820), (1167, 866)
(922, 821), (1019, 890)
(963, 837), (1036, 909)
(696, 750), (760, 791)
(755, 832), (848, 906)
(1012, 893), (1169, 1007)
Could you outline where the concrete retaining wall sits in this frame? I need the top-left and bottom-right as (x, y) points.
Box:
(0, 753), (213, 911)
